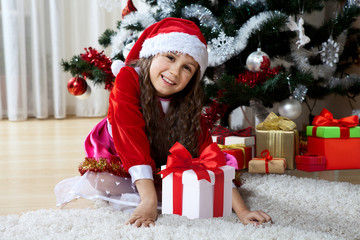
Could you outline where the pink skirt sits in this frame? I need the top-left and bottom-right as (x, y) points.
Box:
(55, 118), (149, 212)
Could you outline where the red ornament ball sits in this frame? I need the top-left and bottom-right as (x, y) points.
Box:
(67, 76), (87, 96)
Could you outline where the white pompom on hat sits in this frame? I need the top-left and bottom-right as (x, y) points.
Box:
(124, 17), (208, 78)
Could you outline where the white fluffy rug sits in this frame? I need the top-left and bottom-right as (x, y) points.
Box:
(1, 173), (359, 240)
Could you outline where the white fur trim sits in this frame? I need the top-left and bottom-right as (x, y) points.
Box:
(107, 118), (113, 138)
(139, 32), (208, 78)
(111, 60), (125, 77)
(128, 165), (154, 183)
(111, 60), (140, 77)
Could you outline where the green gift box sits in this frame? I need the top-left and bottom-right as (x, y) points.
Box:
(306, 126), (360, 138)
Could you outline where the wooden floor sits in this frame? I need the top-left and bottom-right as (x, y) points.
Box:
(0, 117), (359, 216)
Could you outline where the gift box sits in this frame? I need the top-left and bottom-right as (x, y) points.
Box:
(159, 142), (235, 219)
(248, 150), (286, 174)
(306, 126), (360, 138)
(307, 137), (360, 170)
(296, 154), (326, 172)
(211, 125), (255, 158)
(218, 144), (252, 169)
(306, 108), (360, 170)
(255, 112), (299, 170)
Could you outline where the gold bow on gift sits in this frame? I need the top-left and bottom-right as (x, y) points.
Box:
(256, 112), (297, 131)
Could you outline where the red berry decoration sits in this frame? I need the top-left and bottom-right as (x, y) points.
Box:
(67, 76), (87, 96)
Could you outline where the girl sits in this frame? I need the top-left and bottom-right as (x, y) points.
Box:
(55, 17), (271, 227)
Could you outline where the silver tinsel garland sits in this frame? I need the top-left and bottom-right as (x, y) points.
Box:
(182, 4), (222, 34)
(157, 0), (177, 18)
(207, 11), (284, 67)
(322, 74), (360, 89)
(231, 0), (267, 7)
(289, 31), (347, 80)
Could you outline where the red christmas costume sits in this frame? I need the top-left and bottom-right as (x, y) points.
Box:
(54, 17), (237, 212)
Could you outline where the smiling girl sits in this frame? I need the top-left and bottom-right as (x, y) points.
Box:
(55, 17), (271, 228)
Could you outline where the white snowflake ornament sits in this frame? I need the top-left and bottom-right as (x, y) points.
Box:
(321, 37), (340, 67)
(207, 32), (235, 66)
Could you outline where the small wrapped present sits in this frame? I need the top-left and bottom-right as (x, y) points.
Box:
(217, 144), (252, 169)
(296, 154), (326, 172)
(249, 150), (286, 174)
(211, 125), (255, 158)
(159, 142), (235, 219)
(255, 112), (299, 170)
(306, 108), (360, 170)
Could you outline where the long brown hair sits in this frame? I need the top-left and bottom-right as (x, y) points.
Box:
(136, 55), (204, 167)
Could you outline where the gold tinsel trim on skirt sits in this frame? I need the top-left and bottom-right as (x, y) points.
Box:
(78, 157), (241, 187)
(79, 157), (131, 178)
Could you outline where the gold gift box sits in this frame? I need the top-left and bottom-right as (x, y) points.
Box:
(255, 130), (298, 169)
(248, 158), (286, 174)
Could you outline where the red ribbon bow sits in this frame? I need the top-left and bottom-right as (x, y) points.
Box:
(260, 150), (273, 173)
(312, 108), (358, 127)
(211, 125), (252, 145)
(158, 142), (226, 217)
(261, 149), (273, 160)
(159, 142), (226, 181)
(312, 108), (359, 138)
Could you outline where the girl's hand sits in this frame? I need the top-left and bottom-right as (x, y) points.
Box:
(126, 179), (158, 227)
(125, 199), (158, 227)
(237, 209), (272, 225)
(232, 188), (272, 225)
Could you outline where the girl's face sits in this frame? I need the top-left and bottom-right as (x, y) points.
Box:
(149, 52), (199, 98)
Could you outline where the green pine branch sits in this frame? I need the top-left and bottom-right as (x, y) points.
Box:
(98, 29), (116, 48)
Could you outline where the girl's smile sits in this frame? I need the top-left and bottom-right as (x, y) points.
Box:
(149, 52), (198, 98)
(161, 75), (175, 85)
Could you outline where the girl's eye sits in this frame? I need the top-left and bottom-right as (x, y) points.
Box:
(166, 55), (175, 61)
(184, 65), (192, 72)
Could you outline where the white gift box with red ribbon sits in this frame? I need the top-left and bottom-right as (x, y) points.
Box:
(161, 165), (235, 219)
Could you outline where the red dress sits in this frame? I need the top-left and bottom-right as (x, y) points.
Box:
(106, 66), (213, 182)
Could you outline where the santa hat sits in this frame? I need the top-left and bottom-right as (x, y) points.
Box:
(124, 17), (208, 78)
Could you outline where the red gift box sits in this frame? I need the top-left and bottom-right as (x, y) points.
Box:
(306, 108), (360, 170)
(296, 154), (326, 172)
(221, 147), (252, 169)
(307, 136), (360, 170)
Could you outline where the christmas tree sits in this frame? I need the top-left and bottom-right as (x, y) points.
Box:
(62, 0), (360, 127)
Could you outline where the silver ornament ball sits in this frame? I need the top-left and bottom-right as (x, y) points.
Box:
(246, 48), (270, 72)
(278, 98), (302, 120)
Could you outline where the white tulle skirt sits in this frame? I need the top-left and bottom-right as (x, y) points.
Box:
(55, 171), (146, 213)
